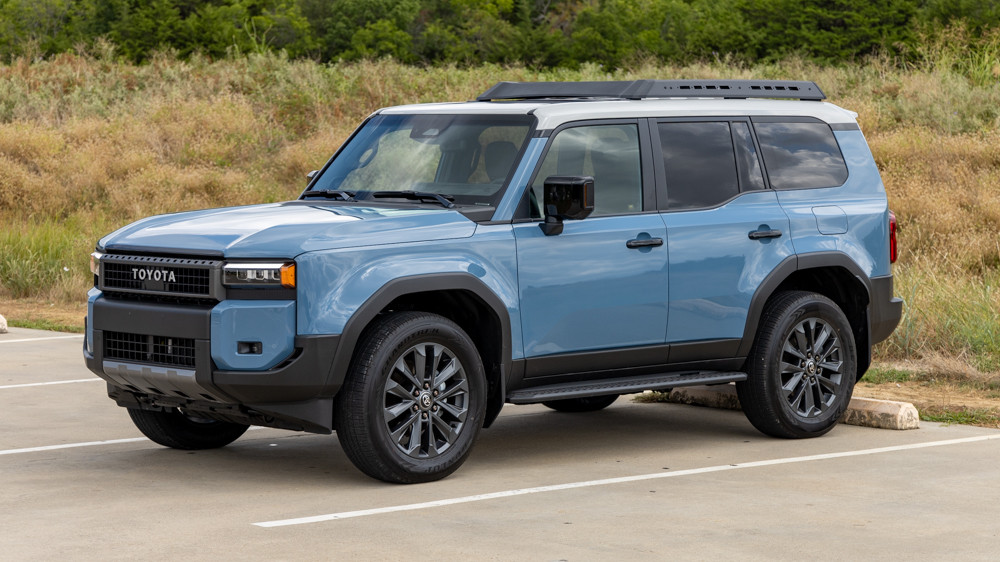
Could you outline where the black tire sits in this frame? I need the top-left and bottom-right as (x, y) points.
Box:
(334, 312), (487, 484)
(542, 394), (619, 412)
(127, 408), (249, 450)
(736, 291), (857, 439)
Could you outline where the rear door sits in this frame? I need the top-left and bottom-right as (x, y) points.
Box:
(653, 118), (795, 360)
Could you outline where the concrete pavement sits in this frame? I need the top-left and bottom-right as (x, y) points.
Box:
(2, 326), (999, 560)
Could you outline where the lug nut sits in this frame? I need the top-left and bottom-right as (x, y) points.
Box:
(433, 390), (439, 396)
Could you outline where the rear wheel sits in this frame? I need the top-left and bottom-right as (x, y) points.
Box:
(127, 408), (249, 449)
(335, 312), (486, 483)
(543, 394), (619, 412)
(737, 291), (857, 439)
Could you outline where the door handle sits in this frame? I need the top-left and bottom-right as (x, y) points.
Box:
(626, 237), (664, 249)
(748, 229), (782, 240)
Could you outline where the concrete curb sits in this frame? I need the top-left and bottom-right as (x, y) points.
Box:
(663, 384), (920, 430)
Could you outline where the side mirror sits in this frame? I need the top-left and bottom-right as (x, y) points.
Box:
(540, 175), (595, 236)
(306, 170), (319, 183)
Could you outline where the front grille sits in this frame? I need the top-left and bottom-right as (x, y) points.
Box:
(101, 255), (220, 299)
(105, 331), (196, 368)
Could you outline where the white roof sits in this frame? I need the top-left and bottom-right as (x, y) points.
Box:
(379, 98), (859, 128)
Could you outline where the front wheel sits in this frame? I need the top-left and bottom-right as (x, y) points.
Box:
(127, 408), (249, 449)
(335, 312), (487, 483)
(737, 291), (857, 439)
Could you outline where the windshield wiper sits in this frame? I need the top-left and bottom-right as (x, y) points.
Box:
(371, 191), (456, 209)
(301, 189), (356, 201)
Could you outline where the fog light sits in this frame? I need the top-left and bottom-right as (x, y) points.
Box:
(238, 341), (263, 355)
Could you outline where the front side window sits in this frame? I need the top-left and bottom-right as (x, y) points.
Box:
(529, 123), (642, 217)
(754, 121), (848, 190)
(310, 114), (533, 207)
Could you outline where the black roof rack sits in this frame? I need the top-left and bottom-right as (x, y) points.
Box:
(477, 80), (826, 102)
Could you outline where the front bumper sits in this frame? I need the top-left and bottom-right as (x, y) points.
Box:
(84, 296), (341, 433)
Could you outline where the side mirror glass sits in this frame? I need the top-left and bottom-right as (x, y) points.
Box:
(541, 175), (595, 235)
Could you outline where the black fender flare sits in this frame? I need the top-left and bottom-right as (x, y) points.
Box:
(737, 252), (873, 366)
(325, 273), (512, 425)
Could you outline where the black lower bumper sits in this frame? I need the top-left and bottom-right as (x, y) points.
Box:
(869, 275), (903, 345)
(84, 297), (342, 434)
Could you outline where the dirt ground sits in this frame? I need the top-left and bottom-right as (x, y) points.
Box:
(0, 299), (87, 333)
(3, 299), (997, 427)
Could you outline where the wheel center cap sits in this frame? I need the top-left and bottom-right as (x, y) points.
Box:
(806, 360), (817, 375)
(419, 392), (433, 409)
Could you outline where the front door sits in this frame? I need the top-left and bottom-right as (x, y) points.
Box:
(514, 122), (669, 373)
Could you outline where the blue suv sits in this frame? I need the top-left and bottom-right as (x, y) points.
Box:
(84, 80), (902, 483)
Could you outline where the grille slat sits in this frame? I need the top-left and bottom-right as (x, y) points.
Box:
(105, 331), (196, 368)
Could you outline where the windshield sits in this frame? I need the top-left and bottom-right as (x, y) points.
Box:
(307, 113), (533, 207)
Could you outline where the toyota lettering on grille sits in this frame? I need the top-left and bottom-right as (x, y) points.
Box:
(132, 267), (177, 283)
(132, 267), (177, 291)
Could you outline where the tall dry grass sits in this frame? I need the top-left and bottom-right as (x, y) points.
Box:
(0, 46), (997, 371)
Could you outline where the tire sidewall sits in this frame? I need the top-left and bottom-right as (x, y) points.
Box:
(764, 297), (857, 435)
(360, 315), (486, 482)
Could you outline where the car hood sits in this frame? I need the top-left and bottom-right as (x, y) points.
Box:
(98, 202), (477, 258)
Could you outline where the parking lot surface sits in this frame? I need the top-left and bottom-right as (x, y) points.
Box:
(3, 326), (1000, 560)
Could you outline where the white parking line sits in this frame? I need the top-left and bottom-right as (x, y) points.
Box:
(0, 378), (102, 390)
(0, 427), (269, 457)
(254, 434), (1000, 528)
(0, 335), (84, 344)
(0, 438), (149, 456)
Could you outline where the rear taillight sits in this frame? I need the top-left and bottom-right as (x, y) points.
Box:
(888, 210), (898, 264)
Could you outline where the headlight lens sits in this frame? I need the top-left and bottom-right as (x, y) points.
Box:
(223, 262), (296, 288)
(90, 252), (103, 277)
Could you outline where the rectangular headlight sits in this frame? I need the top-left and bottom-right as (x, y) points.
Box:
(90, 251), (103, 277)
(223, 262), (295, 288)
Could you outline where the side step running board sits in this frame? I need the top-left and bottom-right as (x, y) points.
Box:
(506, 371), (746, 404)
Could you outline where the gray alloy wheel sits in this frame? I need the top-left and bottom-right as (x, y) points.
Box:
(779, 317), (845, 418)
(335, 311), (486, 483)
(382, 342), (471, 458)
(737, 291), (857, 439)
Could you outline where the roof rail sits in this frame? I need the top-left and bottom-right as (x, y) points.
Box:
(477, 80), (826, 102)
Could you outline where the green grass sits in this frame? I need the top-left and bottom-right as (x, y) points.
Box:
(860, 366), (915, 384)
(920, 408), (1000, 427)
(7, 317), (85, 333)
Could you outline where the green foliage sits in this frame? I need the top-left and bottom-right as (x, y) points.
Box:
(744, 0), (918, 61)
(0, 1), (997, 71)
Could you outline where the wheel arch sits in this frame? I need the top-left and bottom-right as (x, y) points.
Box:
(329, 274), (511, 428)
(739, 253), (873, 378)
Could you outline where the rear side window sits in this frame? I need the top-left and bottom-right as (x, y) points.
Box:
(753, 121), (848, 189)
(659, 121), (739, 210)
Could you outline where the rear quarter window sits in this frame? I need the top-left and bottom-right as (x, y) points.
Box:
(754, 121), (848, 189)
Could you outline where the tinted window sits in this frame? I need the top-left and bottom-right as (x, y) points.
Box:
(659, 122), (739, 210)
(733, 122), (765, 191)
(754, 121), (848, 189)
(530, 124), (642, 216)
